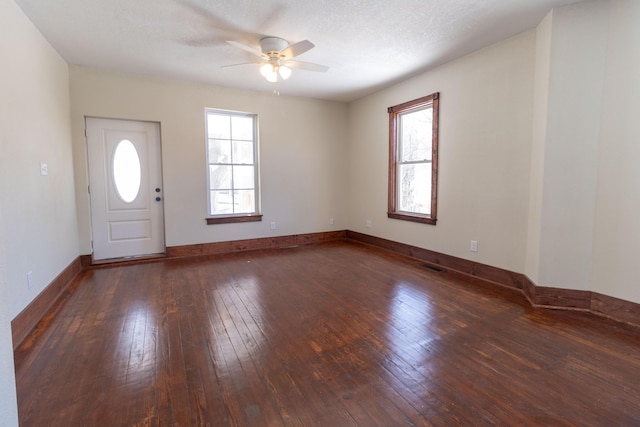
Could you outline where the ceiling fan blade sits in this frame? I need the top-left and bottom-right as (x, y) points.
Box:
(226, 41), (265, 58)
(285, 60), (329, 72)
(184, 35), (222, 48)
(220, 61), (264, 68)
(180, 1), (262, 44)
(280, 40), (315, 59)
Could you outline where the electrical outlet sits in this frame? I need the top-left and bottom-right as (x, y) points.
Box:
(40, 163), (48, 176)
(27, 271), (33, 288)
(330, 217), (335, 225)
(366, 220), (372, 229)
(470, 240), (478, 252)
(270, 221), (276, 230)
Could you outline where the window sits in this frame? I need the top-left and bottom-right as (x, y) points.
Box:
(388, 92), (439, 224)
(205, 108), (262, 225)
(112, 139), (141, 203)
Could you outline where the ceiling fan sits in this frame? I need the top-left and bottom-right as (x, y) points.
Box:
(223, 37), (329, 82)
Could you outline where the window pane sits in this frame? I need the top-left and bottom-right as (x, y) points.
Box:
(232, 139), (254, 164)
(231, 116), (254, 140)
(207, 114), (231, 139)
(233, 190), (255, 213)
(210, 190), (233, 215)
(209, 165), (231, 190)
(112, 139), (141, 203)
(233, 165), (254, 189)
(398, 163), (431, 214)
(208, 139), (231, 164)
(400, 108), (432, 162)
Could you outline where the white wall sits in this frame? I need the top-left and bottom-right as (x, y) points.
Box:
(526, 11), (553, 285)
(534, 0), (608, 291)
(1, 0), (80, 423)
(590, 0), (640, 302)
(69, 67), (348, 252)
(528, 0), (640, 304)
(1, 2), (79, 321)
(347, 31), (536, 273)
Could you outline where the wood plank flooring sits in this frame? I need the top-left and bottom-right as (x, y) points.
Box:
(13, 241), (640, 426)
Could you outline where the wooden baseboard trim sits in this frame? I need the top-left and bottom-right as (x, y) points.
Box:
(80, 254), (92, 267)
(346, 231), (524, 290)
(11, 256), (83, 350)
(166, 230), (347, 258)
(346, 231), (640, 328)
(521, 276), (592, 310)
(590, 292), (640, 327)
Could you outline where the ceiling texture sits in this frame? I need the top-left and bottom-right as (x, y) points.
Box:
(15, 0), (582, 102)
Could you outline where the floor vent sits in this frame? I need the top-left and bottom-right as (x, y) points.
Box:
(421, 263), (445, 273)
(280, 245), (300, 249)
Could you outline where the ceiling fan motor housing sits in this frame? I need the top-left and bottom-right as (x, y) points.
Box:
(260, 37), (289, 56)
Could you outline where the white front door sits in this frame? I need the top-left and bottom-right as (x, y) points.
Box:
(86, 118), (165, 261)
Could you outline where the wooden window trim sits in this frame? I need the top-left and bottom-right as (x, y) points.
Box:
(387, 92), (439, 225)
(206, 214), (263, 225)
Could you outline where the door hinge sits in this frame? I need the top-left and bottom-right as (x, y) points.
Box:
(88, 185), (90, 194)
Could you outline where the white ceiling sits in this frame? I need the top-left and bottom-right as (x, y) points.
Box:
(15, 0), (582, 102)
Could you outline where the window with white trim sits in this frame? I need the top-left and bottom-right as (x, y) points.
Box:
(205, 108), (261, 224)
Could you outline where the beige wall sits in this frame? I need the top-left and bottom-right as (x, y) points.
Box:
(590, 0), (640, 302)
(347, 31), (536, 273)
(526, 11), (553, 285)
(528, 0), (640, 304)
(1, 0), (79, 424)
(69, 67), (349, 252)
(2, 2), (79, 321)
(532, 0), (608, 291)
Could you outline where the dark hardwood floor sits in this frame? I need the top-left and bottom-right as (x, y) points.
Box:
(14, 241), (640, 426)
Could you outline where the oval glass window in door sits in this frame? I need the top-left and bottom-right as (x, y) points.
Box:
(113, 139), (141, 203)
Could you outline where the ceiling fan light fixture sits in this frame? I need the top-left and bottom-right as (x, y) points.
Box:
(260, 63), (274, 78)
(278, 65), (291, 80)
(260, 63), (278, 82)
(265, 71), (278, 83)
